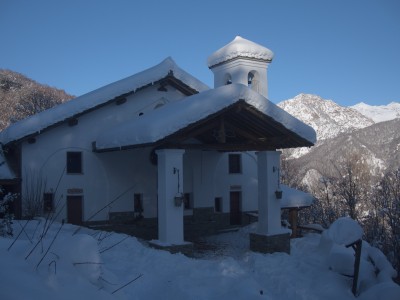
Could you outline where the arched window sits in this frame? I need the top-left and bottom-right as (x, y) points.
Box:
(248, 71), (259, 92)
(248, 72), (254, 87)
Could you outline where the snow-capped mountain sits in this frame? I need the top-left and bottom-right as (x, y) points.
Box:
(277, 93), (374, 141)
(350, 102), (400, 123)
(277, 93), (400, 179)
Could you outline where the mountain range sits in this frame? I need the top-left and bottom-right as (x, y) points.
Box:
(277, 93), (400, 181)
(278, 94), (375, 141)
(351, 101), (400, 123)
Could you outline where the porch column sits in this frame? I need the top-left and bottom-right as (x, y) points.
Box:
(250, 151), (290, 254)
(256, 151), (282, 234)
(156, 149), (185, 245)
(289, 208), (298, 238)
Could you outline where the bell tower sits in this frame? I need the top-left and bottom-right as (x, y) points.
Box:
(207, 36), (274, 98)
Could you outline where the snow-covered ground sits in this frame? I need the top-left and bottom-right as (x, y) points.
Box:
(0, 218), (399, 300)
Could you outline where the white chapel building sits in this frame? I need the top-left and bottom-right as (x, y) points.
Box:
(0, 36), (316, 253)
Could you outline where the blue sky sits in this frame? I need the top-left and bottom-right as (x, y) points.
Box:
(1, 0), (399, 106)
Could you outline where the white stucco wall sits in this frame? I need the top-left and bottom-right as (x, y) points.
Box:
(213, 152), (258, 214)
(20, 85), (185, 222)
(185, 150), (222, 208)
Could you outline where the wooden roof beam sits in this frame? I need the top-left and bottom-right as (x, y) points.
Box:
(161, 142), (276, 152)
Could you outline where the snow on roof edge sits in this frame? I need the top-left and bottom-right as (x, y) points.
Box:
(280, 185), (315, 209)
(207, 36), (274, 68)
(95, 84), (317, 150)
(0, 57), (209, 145)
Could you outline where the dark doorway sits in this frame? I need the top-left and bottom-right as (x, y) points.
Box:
(67, 195), (83, 225)
(230, 191), (242, 225)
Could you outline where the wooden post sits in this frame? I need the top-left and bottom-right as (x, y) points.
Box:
(346, 239), (362, 296)
(289, 208), (298, 238)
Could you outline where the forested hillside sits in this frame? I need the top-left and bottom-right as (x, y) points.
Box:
(0, 69), (74, 130)
(278, 98), (400, 275)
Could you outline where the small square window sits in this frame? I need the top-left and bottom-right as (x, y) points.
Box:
(215, 197), (222, 213)
(183, 193), (192, 210)
(67, 152), (82, 174)
(43, 192), (54, 212)
(229, 154), (242, 174)
(134, 193), (143, 213)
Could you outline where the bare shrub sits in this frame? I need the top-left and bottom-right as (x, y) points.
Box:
(23, 170), (47, 219)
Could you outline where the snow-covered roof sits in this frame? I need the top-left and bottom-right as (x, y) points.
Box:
(0, 150), (16, 180)
(95, 84), (317, 150)
(0, 57), (209, 145)
(280, 185), (315, 209)
(207, 36), (274, 68)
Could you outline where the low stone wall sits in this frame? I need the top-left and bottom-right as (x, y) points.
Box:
(92, 208), (258, 241)
(148, 241), (194, 256)
(184, 207), (228, 238)
(89, 215), (158, 240)
(242, 211), (258, 225)
(249, 232), (291, 254)
(109, 211), (137, 224)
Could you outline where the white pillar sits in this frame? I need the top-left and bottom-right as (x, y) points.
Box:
(256, 151), (282, 235)
(156, 149), (185, 245)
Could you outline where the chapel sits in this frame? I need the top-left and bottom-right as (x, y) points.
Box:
(0, 36), (316, 253)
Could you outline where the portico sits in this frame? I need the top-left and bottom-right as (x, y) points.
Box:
(93, 81), (315, 252)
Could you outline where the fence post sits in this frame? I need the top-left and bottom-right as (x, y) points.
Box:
(346, 239), (362, 296)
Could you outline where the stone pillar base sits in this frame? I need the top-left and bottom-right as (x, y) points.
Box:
(148, 240), (193, 256)
(250, 232), (290, 254)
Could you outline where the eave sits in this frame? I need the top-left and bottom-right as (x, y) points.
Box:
(208, 56), (271, 69)
(94, 100), (314, 153)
